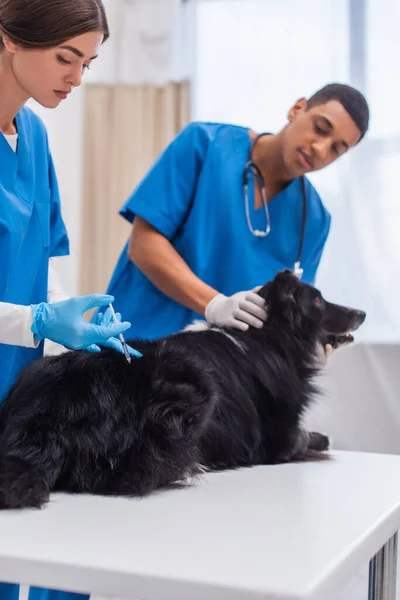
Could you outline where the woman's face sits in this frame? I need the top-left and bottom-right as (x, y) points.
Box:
(4, 31), (103, 108)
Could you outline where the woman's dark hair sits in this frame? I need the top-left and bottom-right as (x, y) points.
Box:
(0, 0), (109, 50)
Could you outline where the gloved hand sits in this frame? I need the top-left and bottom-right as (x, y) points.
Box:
(315, 343), (333, 366)
(205, 287), (267, 332)
(31, 294), (131, 352)
(86, 308), (142, 357)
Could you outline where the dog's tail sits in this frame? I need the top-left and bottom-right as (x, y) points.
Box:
(0, 454), (49, 509)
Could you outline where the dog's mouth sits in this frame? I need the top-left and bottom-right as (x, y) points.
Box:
(325, 332), (354, 349)
(322, 307), (366, 349)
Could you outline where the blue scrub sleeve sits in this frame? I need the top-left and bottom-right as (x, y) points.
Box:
(48, 152), (70, 258)
(303, 213), (331, 285)
(28, 587), (88, 600)
(0, 582), (20, 600)
(119, 122), (212, 240)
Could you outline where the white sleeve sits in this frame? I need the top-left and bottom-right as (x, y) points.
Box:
(44, 258), (70, 356)
(0, 302), (39, 348)
(47, 258), (70, 303)
(0, 261), (70, 351)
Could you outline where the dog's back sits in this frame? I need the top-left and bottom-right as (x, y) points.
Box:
(0, 341), (219, 508)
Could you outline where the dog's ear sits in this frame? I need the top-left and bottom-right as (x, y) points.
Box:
(256, 269), (307, 330)
(257, 269), (297, 304)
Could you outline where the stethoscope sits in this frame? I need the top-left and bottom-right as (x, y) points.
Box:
(242, 132), (307, 280)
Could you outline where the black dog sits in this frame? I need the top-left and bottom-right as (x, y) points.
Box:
(0, 270), (366, 509)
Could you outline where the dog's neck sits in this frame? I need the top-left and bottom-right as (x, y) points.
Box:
(247, 320), (325, 371)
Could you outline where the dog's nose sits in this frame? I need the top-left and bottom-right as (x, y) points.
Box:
(354, 310), (366, 324)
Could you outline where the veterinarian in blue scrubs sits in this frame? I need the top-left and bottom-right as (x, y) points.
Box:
(0, 2), (131, 600)
(106, 83), (369, 339)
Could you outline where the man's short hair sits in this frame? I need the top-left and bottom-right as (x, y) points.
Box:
(307, 83), (369, 142)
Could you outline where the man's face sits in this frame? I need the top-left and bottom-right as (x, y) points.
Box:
(280, 99), (362, 178)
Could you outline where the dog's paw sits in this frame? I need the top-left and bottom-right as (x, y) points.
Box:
(307, 431), (331, 452)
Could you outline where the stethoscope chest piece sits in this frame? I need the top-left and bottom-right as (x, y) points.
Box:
(253, 229), (269, 238)
(292, 261), (304, 279)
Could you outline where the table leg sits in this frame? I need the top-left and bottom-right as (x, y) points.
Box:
(368, 532), (398, 600)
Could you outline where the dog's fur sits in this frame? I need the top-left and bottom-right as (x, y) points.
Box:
(0, 270), (366, 509)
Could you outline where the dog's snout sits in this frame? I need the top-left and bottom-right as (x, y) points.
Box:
(355, 310), (366, 323)
(349, 309), (366, 330)
(321, 301), (366, 335)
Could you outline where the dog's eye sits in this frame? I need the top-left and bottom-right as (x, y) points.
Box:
(314, 296), (323, 308)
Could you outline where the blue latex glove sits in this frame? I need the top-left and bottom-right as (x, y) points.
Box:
(31, 294), (131, 352)
(86, 308), (142, 357)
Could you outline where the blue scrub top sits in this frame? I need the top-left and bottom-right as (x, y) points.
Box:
(0, 106), (69, 401)
(107, 122), (331, 340)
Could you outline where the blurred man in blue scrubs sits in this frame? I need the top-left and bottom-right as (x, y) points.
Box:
(107, 83), (369, 339)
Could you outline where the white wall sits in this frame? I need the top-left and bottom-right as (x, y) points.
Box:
(193, 0), (349, 128)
